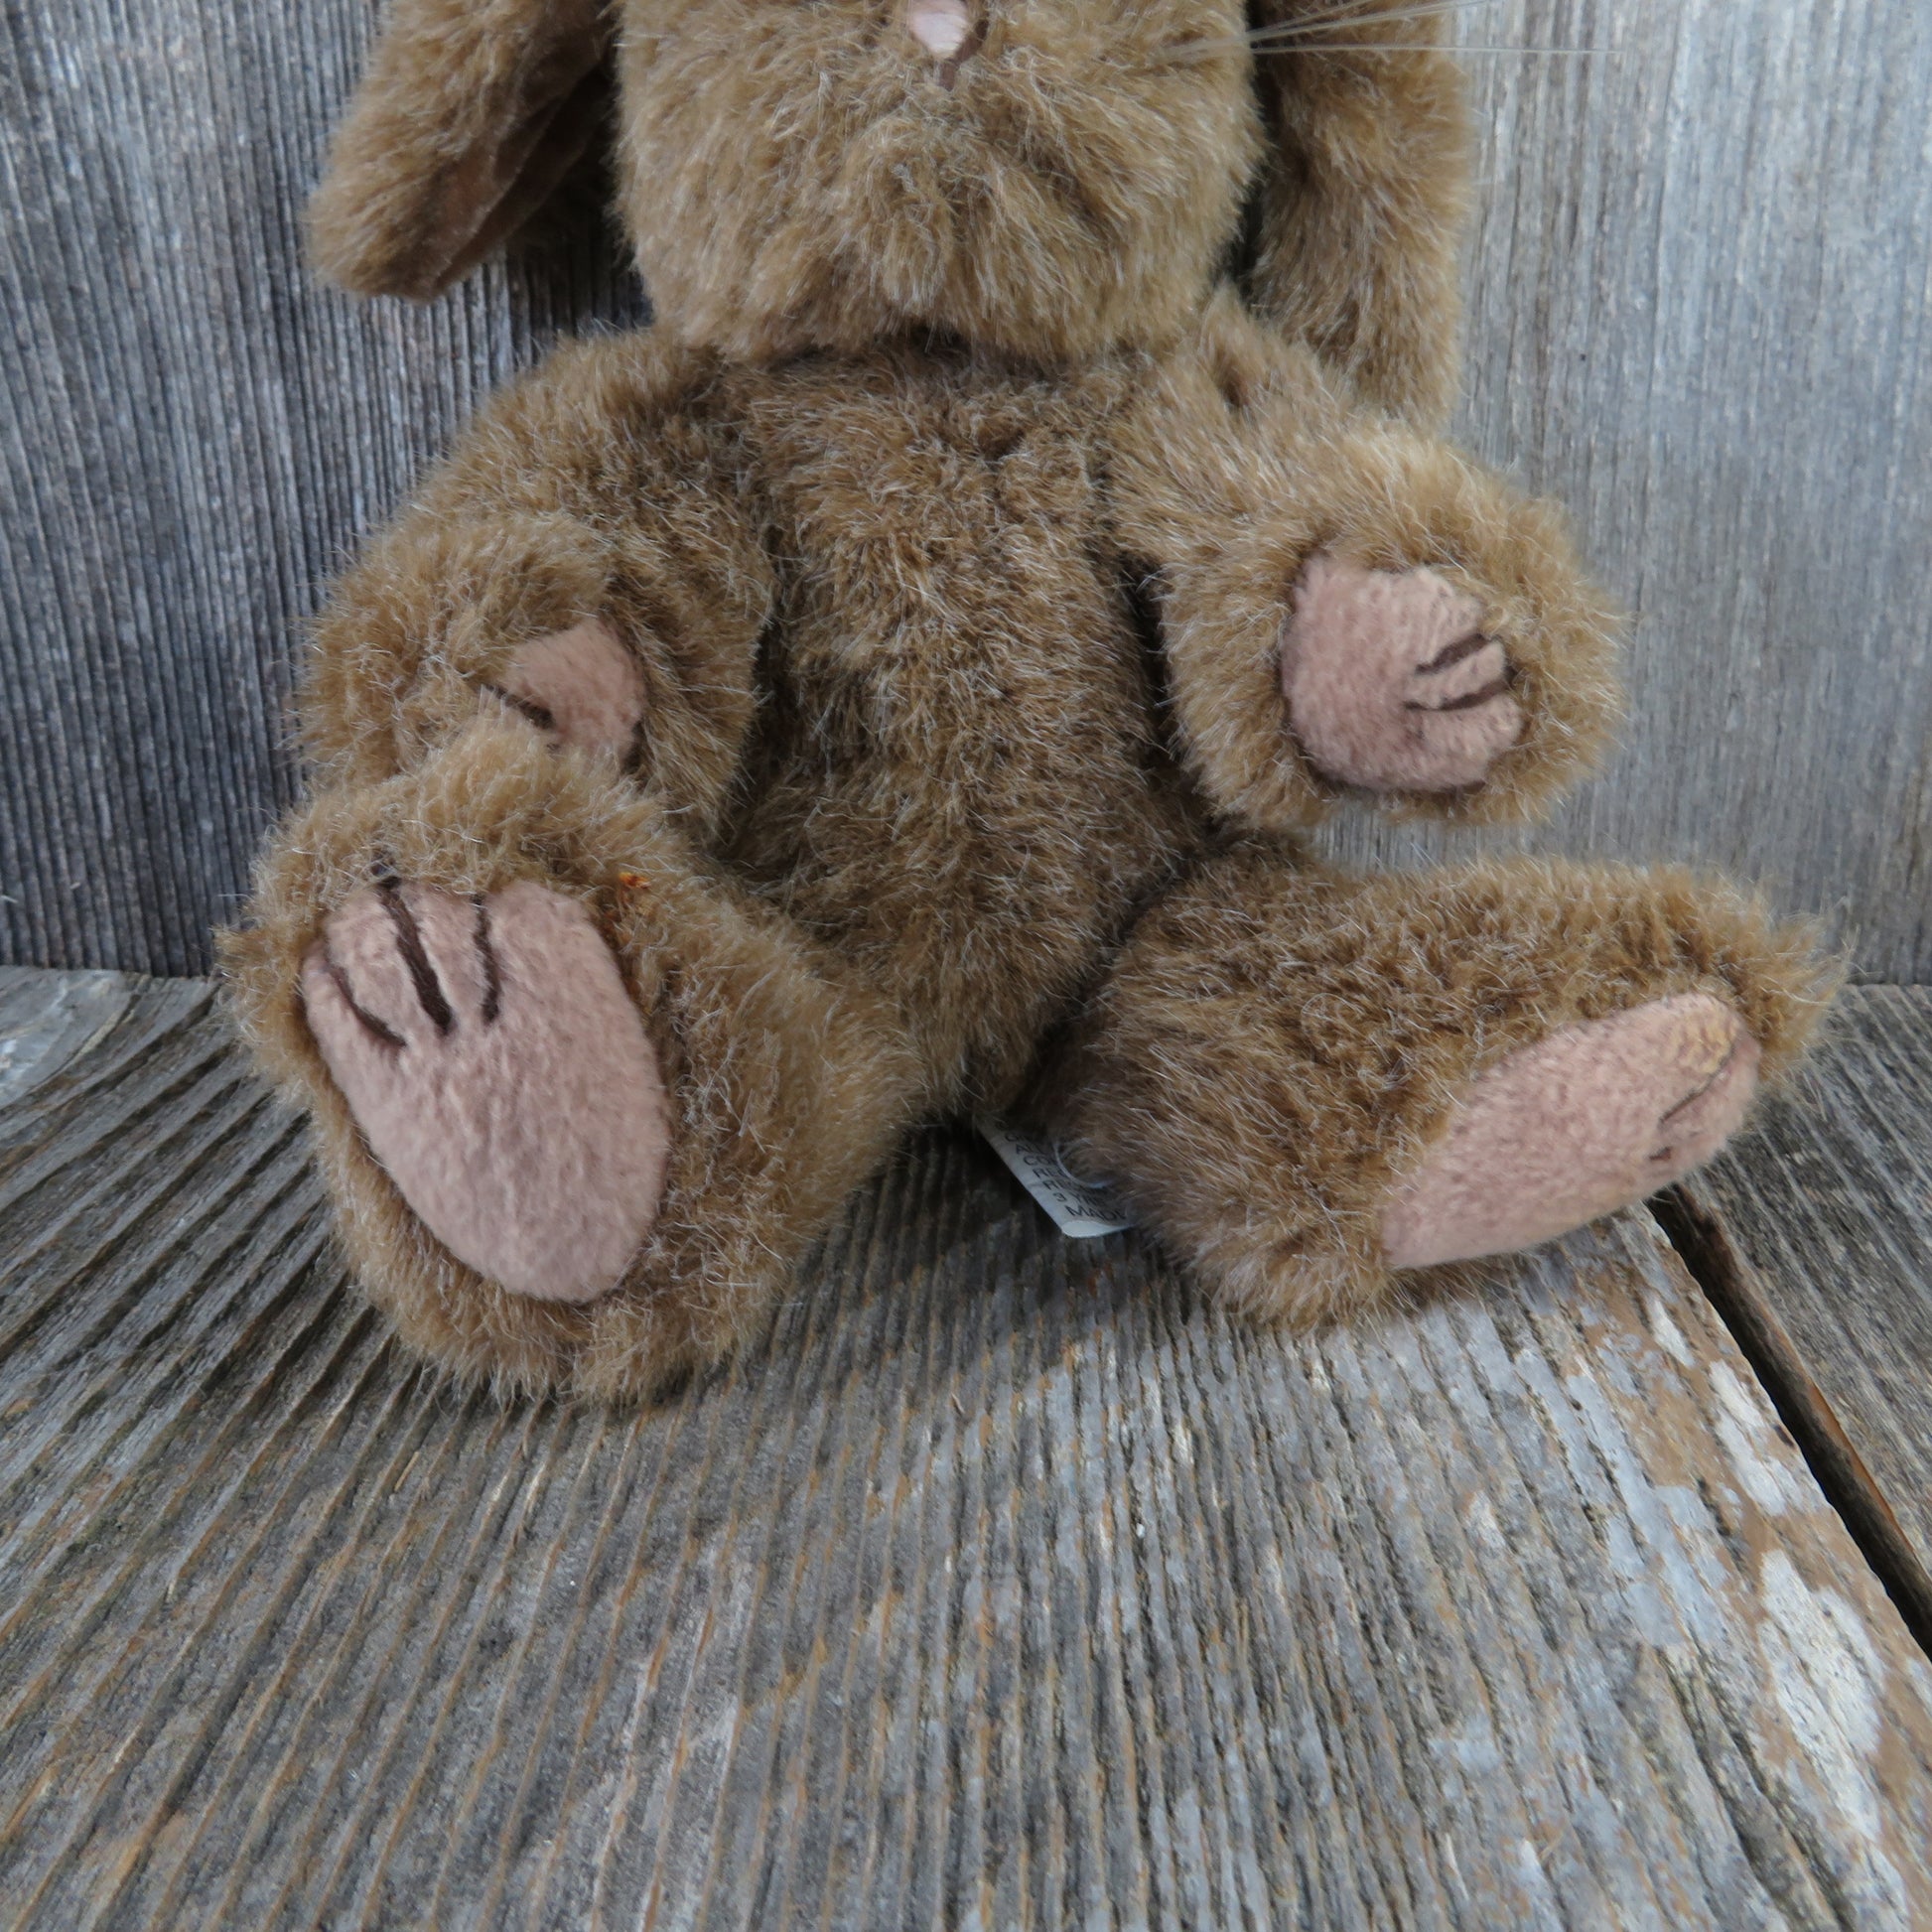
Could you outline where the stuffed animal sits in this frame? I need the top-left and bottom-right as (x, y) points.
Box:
(222, 0), (1831, 1398)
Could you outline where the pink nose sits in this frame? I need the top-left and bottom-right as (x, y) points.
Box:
(906, 0), (977, 62)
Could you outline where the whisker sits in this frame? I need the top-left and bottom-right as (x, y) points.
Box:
(1297, 42), (1598, 54)
(1169, 37), (1601, 64)
(1296, 43), (1602, 53)
(1233, 0), (1507, 50)
(1240, 0), (1502, 44)
(1163, 0), (1586, 66)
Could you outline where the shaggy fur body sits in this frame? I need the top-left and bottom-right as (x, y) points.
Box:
(251, 316), (1629, 1104)
(224, 0), (1834, 1397)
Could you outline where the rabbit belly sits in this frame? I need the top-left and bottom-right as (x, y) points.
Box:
(723, 351), (1192, 1109)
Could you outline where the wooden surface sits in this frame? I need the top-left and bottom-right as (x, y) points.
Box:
(5, 968), (1932, 1929)
(3, 2), (1930, 981)
(1678, 986), (1932, 1629)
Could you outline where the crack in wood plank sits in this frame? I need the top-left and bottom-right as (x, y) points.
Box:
(1666, 986), (1932, 1665)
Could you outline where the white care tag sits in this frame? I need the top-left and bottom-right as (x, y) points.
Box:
(975, 1117), (1134, 1238)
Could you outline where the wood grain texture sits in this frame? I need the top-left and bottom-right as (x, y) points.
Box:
(5, 967), (1932, 1930)
(0, 0), (643, 978)
(2, 1), (1929, 980)
(1682, 986), (1932, 1607)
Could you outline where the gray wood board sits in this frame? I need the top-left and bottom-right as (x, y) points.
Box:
(3, 2), (1929, 981)
(0, 0), (644, 978)
(5, 970), (1932, 1929)
(1684, 985), (1932, 1607)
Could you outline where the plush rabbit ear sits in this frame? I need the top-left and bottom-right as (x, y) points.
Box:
(1241, 2), (1472, 425)
(308, 0), (615, 301)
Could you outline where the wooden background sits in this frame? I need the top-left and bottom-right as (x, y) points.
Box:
(2, 0), (1928, 981)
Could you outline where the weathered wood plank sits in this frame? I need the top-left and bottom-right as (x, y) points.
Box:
(0, 0), (644, 980)
(2, 2), (1929, 979)
(0, 967), (133, 1110)
(3, 969), (1931, 1929)
(1677, 986), (1932, 1622)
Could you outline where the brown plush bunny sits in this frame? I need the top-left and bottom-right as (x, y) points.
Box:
(222, 0), (1831, 1398)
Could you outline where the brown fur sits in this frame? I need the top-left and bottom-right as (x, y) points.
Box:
(711, 345), (1195, 1102)
(615, 0), (1260, 362)
(298, 334), (765, 841)
(223, 2), (1834, 1396)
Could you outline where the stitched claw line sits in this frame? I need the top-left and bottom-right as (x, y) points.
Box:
(1658, 1036), (1746, 1129)
(475, 896), (503, 1027)
(377, 880), (456, 1035)
(1418, 630), (1492, 676)
(321, 951), (406, 1050)
(483, 682), (558, 734)
(1406, 676), (1512, 714)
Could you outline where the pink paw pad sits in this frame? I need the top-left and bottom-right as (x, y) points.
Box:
(485, 617), (645, 763)
(1283, 554), (1523, 793)
(301, 879), (669, 1302)
(905, 0), (983, 80)
(1381, 994), (1761, 1269)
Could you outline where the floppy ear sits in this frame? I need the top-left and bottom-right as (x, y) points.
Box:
(1241, 3), (1471, 426)
(308, 0), (615, 302)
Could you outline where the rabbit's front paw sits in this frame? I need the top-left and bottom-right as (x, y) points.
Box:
(1282, 554), (1522, 793)
(483, 617), (644, 764)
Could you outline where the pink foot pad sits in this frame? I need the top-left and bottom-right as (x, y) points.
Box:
(1381, 994), (1760, 1269)
(1283, 554), (1523, 793)
(301, 880), (669, 1302)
